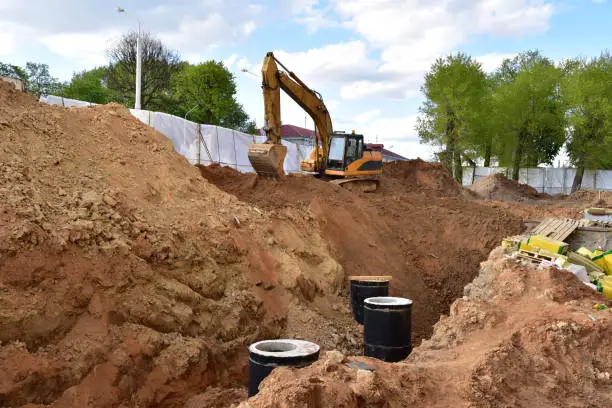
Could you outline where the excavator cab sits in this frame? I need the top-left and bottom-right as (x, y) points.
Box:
(325, 132), (364, 171)
(323, 132), (382, 192)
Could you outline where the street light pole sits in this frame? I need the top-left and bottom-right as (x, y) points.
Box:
(135, 20), (142, 110)
(117, 7), (142, 110)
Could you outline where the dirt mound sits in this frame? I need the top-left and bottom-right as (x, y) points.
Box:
(245, 247), (612, 407)
(566, 189), (612, 206)
(200, 164), (525, 344)
(380, 159), (464, 196)
(470, 173), (550, 202)
(0, 83), (356, 408)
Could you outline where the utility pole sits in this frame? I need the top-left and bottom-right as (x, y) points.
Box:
(135, 21), (142, 110)
(117, 7), (142, 110)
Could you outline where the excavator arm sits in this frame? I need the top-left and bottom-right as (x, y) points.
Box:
(247, 52), (333, 177)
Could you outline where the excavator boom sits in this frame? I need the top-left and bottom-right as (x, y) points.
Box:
(247, 52), (332, 177)
(247, 52), (382, 190)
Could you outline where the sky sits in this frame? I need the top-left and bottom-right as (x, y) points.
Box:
(1, 0), (610, 160)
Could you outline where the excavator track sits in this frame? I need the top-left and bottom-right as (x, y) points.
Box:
(329, 177), (379, 193)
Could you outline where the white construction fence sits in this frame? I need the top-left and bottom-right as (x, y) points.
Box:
(463, 166), (612, 193)
(39, 95), (312, 174)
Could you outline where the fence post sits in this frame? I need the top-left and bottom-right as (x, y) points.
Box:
(197, 124), (201, 165)
(562, 167), (567, 194)
(215, 126), (221, 164)
(231, 130), (238, 170)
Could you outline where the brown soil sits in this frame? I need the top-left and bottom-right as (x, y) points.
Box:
(0, 82), (350, 408)
(245, 247), (612, 408)
(1, 80), (606, 408)
(198, 161), (525, 345)
(470, 173), (550, 202)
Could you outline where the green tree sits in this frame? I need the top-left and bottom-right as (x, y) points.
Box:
(492, 51), (565, 180)
(417, 53), (489, 181)
(24, 62), (65, 96)
(0, 62), (27, 82)
(562, 52), (612, 192)
(106, 30), (182, 110)
(1, 62), (64, 96)
(63, 67), (110, 104)
(172, 61), (255, 131)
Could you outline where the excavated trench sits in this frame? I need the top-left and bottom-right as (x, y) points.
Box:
(2, 81), (604, 408)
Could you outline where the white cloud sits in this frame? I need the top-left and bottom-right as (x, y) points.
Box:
(474, 52), (518, 72)
(341, 79), (421, 100)
(289, 0), (319, 13)
(335, 112), (432, 158)
(0, 27), (18, 55)
(40, 31), (117, 67)
(350, 114), (419, 142)
(0, 22), (36, 55)
(223, 54), (239, 69)
(290, 0), (555, 100)
(162, 13), (257, 50)
(326, 100), (340, 110)
(148, 5), (171, 16)
(353, 108), (381, 124)
(273, 41), (378, 84)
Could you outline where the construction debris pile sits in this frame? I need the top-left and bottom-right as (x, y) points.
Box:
(1, 81), (612, 408)
(502, 217), (612, 302)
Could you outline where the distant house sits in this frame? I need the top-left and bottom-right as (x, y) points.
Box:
(262, 124), (408, 162)
(0, 75), (26, 92)
(364, 143), (409, 163)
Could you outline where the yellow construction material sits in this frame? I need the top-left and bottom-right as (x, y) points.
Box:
(599, 276), (612, 299)
(592, 250), (612, 275)
(518, 240), (537, 252)
(567, 251), (605, 274)
(577, 247), (594, 258)
(587, 208), (612, 216)
(527, 234), (569, 255)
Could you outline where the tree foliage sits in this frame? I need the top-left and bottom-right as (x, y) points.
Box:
(0, 61), (64, 96)
(105, 30), (182, 110)
(63, 67), (110, 104)
(492, 51), (566, 179)
(172, 61), (254, 131)
(0, 62), (27, 82)
(417, 53), (489, 181)
(417, 49), (593, 185)
(562, 52), (612, 191)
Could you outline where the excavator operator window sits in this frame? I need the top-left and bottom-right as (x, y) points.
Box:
(345, 138), (358, 165)
(327, 136), (347, 170)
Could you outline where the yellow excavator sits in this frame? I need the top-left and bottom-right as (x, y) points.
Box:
(247, 52), (383, 191)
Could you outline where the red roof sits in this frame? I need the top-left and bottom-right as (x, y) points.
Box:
(262, 124), (408, 161)
(366, 144), (408, 160)
(281, 124), (316, 138)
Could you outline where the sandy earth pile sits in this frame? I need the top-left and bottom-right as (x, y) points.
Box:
(0, 82), (356, 408)
(245, 247), (612, 407)
(470, 173), (550, 202)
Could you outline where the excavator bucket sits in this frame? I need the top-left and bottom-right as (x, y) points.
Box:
(247, 143), (288, 178)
